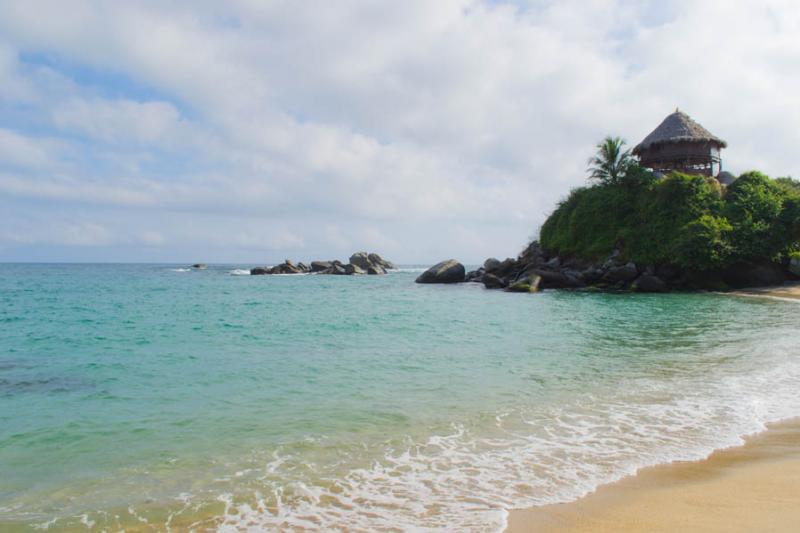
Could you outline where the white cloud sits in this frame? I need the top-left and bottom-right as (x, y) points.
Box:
(53, 98), (184, 145)
(0, 0), (799, 262)
(0, 128), (53, 169)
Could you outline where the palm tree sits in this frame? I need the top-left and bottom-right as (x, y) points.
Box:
(587, 136), (634, 185)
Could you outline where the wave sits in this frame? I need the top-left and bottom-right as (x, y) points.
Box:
(169, 268), (191, 272)
(229, 269), (251, 276)
(211, 334), (800, 532)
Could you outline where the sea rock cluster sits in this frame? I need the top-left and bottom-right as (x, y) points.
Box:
(250, 252), (394, 276)
(417, 241), (795, 292)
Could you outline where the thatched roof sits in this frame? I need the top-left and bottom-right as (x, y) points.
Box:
(633, 109), (726, 154)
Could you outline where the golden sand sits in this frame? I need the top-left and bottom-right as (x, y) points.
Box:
(731, 282), (800, 301)
(506, 418), (800, 533)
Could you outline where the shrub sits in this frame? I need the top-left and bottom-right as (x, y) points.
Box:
(539, 169), (800, 271)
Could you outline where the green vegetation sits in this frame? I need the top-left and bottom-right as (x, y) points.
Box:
(587, 136), (635, 185)
(541, 156), (800, 271)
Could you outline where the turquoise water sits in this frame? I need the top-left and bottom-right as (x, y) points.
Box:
(1, 264), (799, 531)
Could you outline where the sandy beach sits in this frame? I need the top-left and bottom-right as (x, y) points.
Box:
(731, 281), (800, 301)
(506, 418), (800, 533)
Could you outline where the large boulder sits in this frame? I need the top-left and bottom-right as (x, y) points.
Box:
(349, 252), (372, 270)
(368, 253), (395, 270)
(633, 274), (667, 293)
(723, 262), (786, 288)
(250, 266), (270, 275)
(320, 263), (347, 275)
(310, 261), (332, 272)
(483, 258), (501, 273)
(415, 260), (466, 284)
(602, 262), (638, 283)
(482, 273), (507, 289)
(349, 252), (393, 274)
(343, 263), (366, 275)
(366, 264), (387, 275)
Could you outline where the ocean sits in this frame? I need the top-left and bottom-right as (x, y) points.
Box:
(1, 263), (799, 531)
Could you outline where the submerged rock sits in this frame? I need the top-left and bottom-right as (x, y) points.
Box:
(415, 260), (466, 284)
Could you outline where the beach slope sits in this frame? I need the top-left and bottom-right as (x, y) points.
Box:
(507, 419), (800, 533)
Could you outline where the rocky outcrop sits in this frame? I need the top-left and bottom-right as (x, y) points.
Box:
(191, 263), (208, 269)
(251, 253), (393, 276)
(250, 260), (307, 275)
(482, 273), (507, 289)
(415, 260), (466, 284)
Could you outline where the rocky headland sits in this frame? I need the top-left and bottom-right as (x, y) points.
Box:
(416, 240), (799, 293)
(250, 252), (395, 276)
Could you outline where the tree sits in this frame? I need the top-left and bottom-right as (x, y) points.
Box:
(587, 136), (634, 185)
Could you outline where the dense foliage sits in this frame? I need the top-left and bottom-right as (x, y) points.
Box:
(540, 169), (800, 271)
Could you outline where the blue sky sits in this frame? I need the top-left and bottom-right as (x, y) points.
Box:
(0, 0), (799, 263)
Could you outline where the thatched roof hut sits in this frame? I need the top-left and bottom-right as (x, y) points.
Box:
(633, 109), (726, 177)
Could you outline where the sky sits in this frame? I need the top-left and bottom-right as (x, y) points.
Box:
(0, 0), (799, 264)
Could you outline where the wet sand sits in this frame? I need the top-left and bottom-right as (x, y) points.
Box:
(506, 418), (800, 533)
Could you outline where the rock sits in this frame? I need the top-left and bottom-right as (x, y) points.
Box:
(349, 252), (372, 270)
(581, 267), (604, 284)
(529, 269), (570, 288)
(465, 268), (485, 282)
(415, 260), (466, 284)
(482, 273), (507, 289)
(506, 275), (541, 293)
(483, 258), (501, 273)
(723, 262), (786, 288)
(191, 263), (208, 269)
(320, 264), (347, 275)
(790, 257), (800, 278)
(349, 252), (393, 274)
(518, 241), (546, 266)
(366, 265), (386, 275)
(545, 257), (561, 269)
(493, 258), (518, 278)
(250, 266), (270, 275)
(602, 262), (638, 283)
(296, 262), (310, 273)
(368, 253), (395, 270)
(633, 274), (667, 292)
(310, 261), (332, 272)
(343, 263), (366, 275)
(275, 261), (302, 274)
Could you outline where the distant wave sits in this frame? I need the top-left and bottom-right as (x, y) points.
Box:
(169, 268), (191, 272)
(229, 269), (251, 276)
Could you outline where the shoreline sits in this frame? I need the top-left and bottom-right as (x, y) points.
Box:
(729, 281), (800, 301)
(506, 417), (800, 532)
